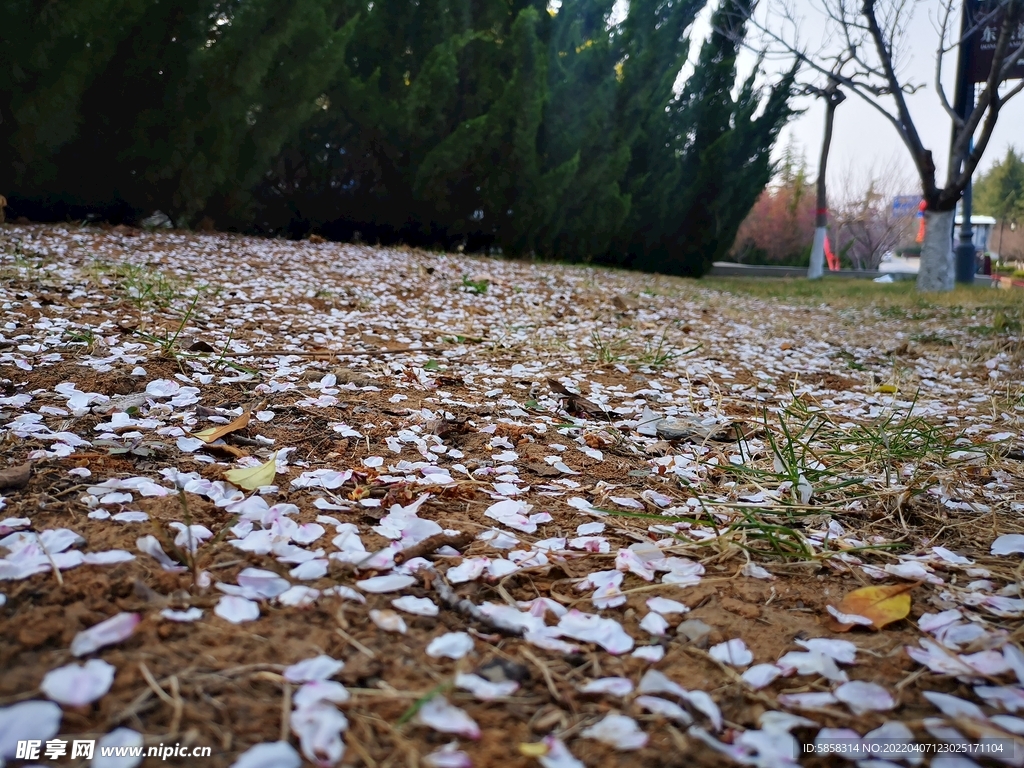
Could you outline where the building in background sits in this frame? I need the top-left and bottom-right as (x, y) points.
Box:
(954, 214), (995, 255)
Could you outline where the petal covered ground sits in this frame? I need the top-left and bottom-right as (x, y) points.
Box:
(1, 225), (1023, 767)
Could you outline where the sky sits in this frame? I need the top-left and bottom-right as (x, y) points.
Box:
(685, 0), (1024, 198)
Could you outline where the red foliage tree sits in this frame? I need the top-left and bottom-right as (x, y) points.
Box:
(730, 159), (817, 265)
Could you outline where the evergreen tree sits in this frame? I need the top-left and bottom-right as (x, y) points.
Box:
(974, 148), (1024, 224)
(610, 0), (705, 269)
(3, 0), (795, 276)
(416, 6), (578, 255)
(538, 0), (631, 262)
(0, 0), (148, 216)
(3, 0), (352, 224)
(612, 0), (795, 276)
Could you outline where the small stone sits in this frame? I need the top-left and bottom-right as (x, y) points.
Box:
(677, 618), (713, 643)
(654, 416), (732, 442)
(476, 658), (531, 684)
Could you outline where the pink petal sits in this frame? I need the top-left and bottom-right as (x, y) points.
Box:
(834, 681), (895, 715)
(41, 659), (115, 706)
(70, 612), (140, 657)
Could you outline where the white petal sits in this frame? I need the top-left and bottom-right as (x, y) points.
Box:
(742, 664), (783, 690)
(230, 741), (301, 768)
(635, 695), (693, 724)
(580, 677), (634, 696)
(41, 659), (116, 706)
(581, 713), (648, 750)
(923, 691), (986, 720)
(391, 596), (439, 616)
(413, 697), (480, 739)
(284, 655), (344, 683)
(992, 534), (1024, 556)
(0, 700), (62, 759)
(631, 646), (665, 662)
(424, 742), (472, 768)
(278, 585), (320, 607)
(83, 550), (136, 565)
(777, 692), (839, 710)
(426, 632), (474, 659)
(160, 607), (203, 622)
(290, 702), (348, 766)
(370, 609), (408, 634)
(795, 638), (857, 665)
(289, 559), (329, 580)
(556, 610), (634, 654)
(710, 638), (753, 667)
(93, 728), (145, 768)
(645, 596), (688, 615)
(826, 604), (874, 626)
(776, 651), (848, 682)
(538, 736), (585, 768)
(454, 672), (519, 701)
(214, 595), (260, 624)
(356, 574), (416, 593)
(71, 612), (140, 656)
(835, 681), (895, 715)
(293, 681), (350, 709)
(237, 567), (291, 598)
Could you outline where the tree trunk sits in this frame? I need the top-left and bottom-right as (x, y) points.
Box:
(916, 208), (956, 291)
(809, 226), (828, 278)
(808, 86), (842, 279)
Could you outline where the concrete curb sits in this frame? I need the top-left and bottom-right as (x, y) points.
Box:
(710, 262), (1000, 286)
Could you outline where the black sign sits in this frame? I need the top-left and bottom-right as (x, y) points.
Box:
(967, 0), (1024, 83)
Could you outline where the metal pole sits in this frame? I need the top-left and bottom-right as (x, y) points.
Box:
(956, 120), (976, 284)
(952, 0), (976, 284)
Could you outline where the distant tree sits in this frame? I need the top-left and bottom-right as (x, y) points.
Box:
(737, 0), (1024, 291)
(731, 149), (816, 265)
(974, 147), (1024, 257)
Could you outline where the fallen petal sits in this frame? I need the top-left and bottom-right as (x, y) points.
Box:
(71, 612), (140, 656)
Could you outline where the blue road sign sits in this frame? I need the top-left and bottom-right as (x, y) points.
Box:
(892, 195), (920, 215)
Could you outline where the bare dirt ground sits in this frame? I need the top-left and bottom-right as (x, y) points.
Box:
(1, 224), (1023, 768)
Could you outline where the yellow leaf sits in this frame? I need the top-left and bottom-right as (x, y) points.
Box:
(191, 411), (251, 443)
(827, 583), (914, 632)
(224, 453), (277, 490)
(518, 743), (549, 758)
(875, 384), (898, 394)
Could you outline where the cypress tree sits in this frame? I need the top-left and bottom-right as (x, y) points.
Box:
(612, 0), (796, 276)
(538, 0), (631, 262)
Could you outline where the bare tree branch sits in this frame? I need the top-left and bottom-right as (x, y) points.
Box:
(861, 0), (936, 197)
(934, 0), (962, 124)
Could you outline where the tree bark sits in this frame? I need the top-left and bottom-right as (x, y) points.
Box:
(917, 208), (956, 292)
(808, 85), (843, 279)
(809, 226), (828, 278)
